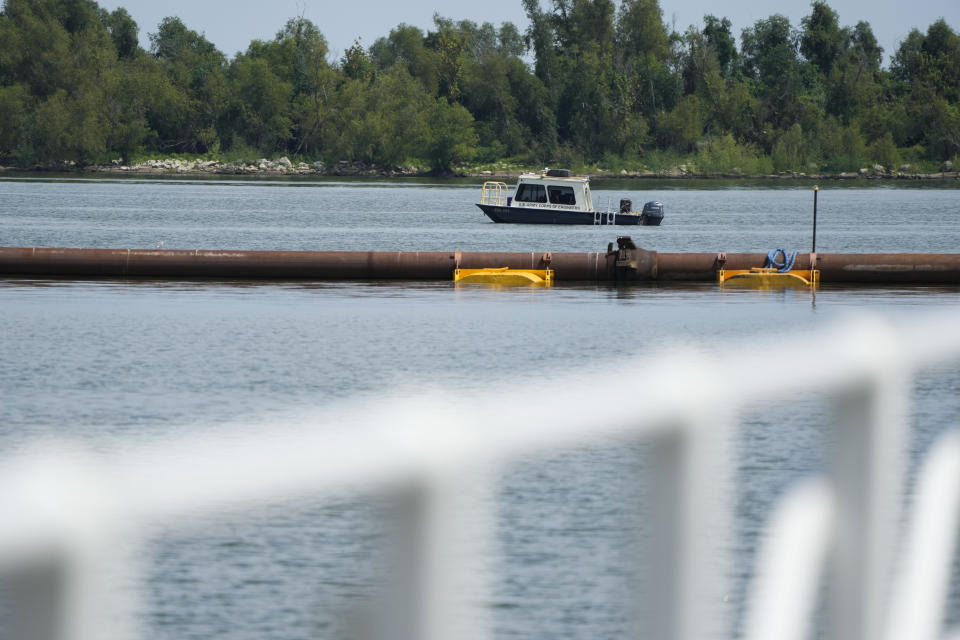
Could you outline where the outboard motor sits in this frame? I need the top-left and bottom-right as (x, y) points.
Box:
(640, 201), (664, 226)
(619, 198), (632, 214)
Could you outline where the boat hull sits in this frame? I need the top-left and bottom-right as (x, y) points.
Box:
(476, 204), (660, 225)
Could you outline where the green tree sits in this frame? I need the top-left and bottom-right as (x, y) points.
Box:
(891, 20), (960, 158)
(1, 0), (90, 97)
(819, 119), (867, 170)
(149, 16), (228, 152)
(850, 21), (882, 71)
(741, 14), (824, 132)
(342, 39), (374, 81)
(322, 66), (432, 167)
(702, 15), (737, 76)
(771, 123), (811, 171)
(227, 55), (293, 150)
(892, 19), (960, 101)
(867, 131), (900, 168)
(241, 17), (336, 155)
(440, 14), (556, 159)
(617, 0), (669, 61)
(521, 0), (562, 102)
(656, 94), (705, 151)
(426, 16), (467, 101)
(424, 98), (478, 172)
(101, 57), (164, 162)
(0, 83), (30, 161)
(0, 0), (122, 164)
(553, 0), (617, 57)
(741, 15), (799, 102)
(369, 24), (439, 94)
(917, 94), (960, 159)
(459, 39), (523, 154)
(825, 20), (883, 121)
(677, 24), (758, 142)
(30, 88), (108, 164)
(800, 1), (846, 76)
(696, 134), (772, 174)
(104, 7), (138, 59)
(520, 0), (650, 159)
(616, 0), (672, 117)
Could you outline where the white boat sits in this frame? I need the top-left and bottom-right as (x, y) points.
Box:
(476, 169), (663, 225)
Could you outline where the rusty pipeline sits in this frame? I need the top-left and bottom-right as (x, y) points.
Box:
(0, 246), (611, 281)
(2, 243), (960, 285)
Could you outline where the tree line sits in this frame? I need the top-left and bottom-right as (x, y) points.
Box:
(0, 0), (958, 174)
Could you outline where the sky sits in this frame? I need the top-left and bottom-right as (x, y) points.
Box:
(94, 0), (959, 68)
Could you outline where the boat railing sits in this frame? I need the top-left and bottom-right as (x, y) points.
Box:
(594, 205), (617, 224)
(594, 195), (618, 224)
(480, 181), (508, 206)
(2, 310), (960, 640)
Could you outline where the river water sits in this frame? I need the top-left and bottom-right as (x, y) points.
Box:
(1, 175), (959, 639)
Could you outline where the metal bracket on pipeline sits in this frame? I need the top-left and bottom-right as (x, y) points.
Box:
(606, 236), (658, 281)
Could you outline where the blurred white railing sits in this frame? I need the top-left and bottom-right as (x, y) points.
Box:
(2, 311), (960, 640)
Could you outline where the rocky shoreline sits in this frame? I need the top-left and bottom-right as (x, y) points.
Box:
(0, 157), (424, 177)
(96, 157), (424, 177)
(0, 156), (957, 181)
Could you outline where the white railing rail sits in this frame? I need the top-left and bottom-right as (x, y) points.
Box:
(2, 311), (960, 640)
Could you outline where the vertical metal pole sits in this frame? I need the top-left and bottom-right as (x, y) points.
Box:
(812, 186), (819, 253)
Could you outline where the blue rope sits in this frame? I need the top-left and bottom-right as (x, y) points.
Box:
(764, 248), (798, 273)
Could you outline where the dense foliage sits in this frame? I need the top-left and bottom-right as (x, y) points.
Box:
(0, 0), (958, 173)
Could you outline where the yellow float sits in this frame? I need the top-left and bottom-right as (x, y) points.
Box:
(718, 267), (819, 287)
(454, 267), (554, 286)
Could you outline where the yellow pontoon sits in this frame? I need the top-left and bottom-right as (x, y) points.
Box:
(454, 267), (554, 286)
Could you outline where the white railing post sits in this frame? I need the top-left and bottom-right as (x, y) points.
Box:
(377, 467), (492, 640)
(828, 357), (908, 640)
(884, 430), (960, 640)
(63, 528), (139, 640)
(743, 478), (835, 640)
(2, 556), (65, 640)
(0, 452), (138, 640)
(643, 404), (733, 640)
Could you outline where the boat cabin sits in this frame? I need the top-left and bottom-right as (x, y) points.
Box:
(480, 169), (594, 212)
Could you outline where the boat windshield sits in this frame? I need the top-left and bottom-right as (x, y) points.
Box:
(548, 186), (576, 205)
(515, 183), (547, 203)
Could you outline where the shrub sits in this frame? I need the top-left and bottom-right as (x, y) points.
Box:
(695, 134), (773, 175)
(821, 124), (867, 171)
(771, 124), (810, 172)
(867, 132), (900, 169)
